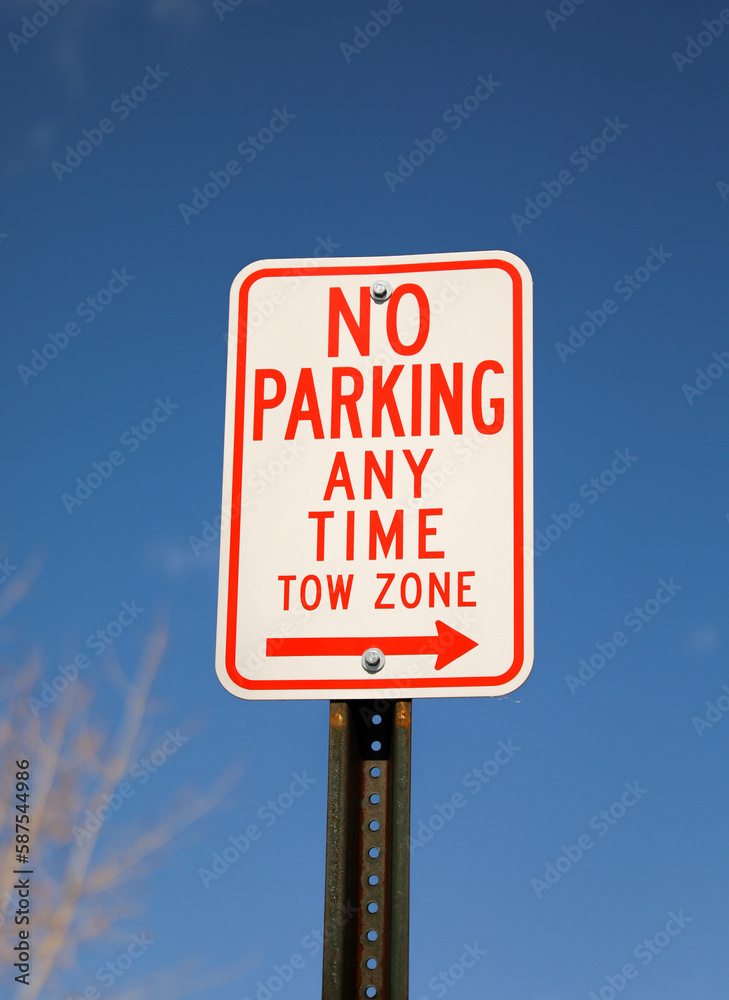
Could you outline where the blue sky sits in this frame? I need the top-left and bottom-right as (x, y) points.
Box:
(2, 0), (728, 997)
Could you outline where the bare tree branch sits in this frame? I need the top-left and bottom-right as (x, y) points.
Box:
(1, 622), (241, 1000)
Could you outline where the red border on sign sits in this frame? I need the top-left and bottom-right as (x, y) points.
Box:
(225, 259), (525, 691)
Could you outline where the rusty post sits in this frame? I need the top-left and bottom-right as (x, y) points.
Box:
(322, 700), (412, 1000)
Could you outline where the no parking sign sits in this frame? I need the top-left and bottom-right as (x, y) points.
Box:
(216, 251), (533, 699)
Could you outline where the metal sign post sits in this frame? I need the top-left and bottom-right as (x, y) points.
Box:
(322, 700), (412, 1000)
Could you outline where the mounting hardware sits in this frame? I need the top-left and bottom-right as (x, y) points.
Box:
(370, 280), (393, 302)
(362, 648), (386, 673)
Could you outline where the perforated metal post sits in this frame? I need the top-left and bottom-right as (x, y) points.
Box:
(322, 700), (412, 1000)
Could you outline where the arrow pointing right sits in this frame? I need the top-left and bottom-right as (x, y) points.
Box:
(266, 620), (478, 671)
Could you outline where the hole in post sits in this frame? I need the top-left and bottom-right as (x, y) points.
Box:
(367, 929), (378, 941)
(370, 766), (380, 777)
(367, 901), (378, 913)
(367, 958), (377, 970)
(366, 986), (377, 997)
(372, 714), (382, 725)
(368, 874), (379, 885)
(370, 793), (380, 804)
(371, 740), (382, 751)
(369, 820), (380, 832)
(369, 847), (380, 859)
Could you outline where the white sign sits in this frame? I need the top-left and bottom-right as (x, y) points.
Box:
(216, 251), (533, 700)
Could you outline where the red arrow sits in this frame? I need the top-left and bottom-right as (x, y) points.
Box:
(266, 620), (478, 672)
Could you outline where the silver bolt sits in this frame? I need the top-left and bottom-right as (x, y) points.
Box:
(362, 647), (385, 673)
(370, 280), (392, 302)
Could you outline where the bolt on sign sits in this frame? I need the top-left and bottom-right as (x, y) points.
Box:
(216, 251), (533, 699)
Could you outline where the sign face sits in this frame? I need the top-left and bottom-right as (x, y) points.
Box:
(216, 251), (533, 700)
